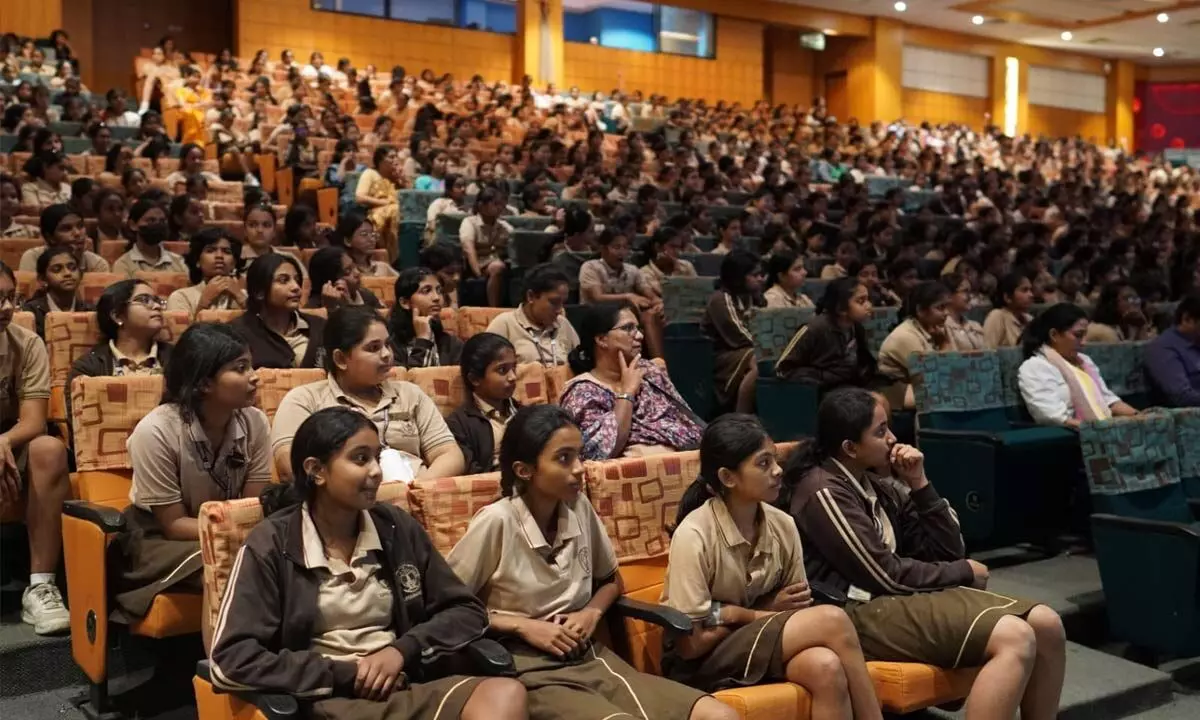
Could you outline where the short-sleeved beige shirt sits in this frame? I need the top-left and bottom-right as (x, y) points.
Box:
(446, 494), (619, 620)
(165, 282), (238, 319)
(485, 305), (580, 367)
(639, 258), (697, 297)
(112, 246), (188, 277)
(459, 215), (513, 265)
(127, 404), (272, 515)
(578, 259), (647, 303)
(982, 308), (1029, 349)
(661, 497), (807, 621)
(19, 247), (110, 274)
(0, 323), (51, 431)
(271, 376), (455, 462)
(300, 502), (397, 661)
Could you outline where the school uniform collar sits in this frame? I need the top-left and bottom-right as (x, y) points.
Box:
(326, 375), (400, 414)
(128, 244), (176, 268)
(109, 340), (161, 372)
(46, 294), (76, 313)
(511, 495), (581, 553)
(472, 394), (515, 423)
(709, 496), (769, 554)
(516, 304), (559, 339)
(298, 501), (383, 571)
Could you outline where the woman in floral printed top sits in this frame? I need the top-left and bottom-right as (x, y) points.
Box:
(560, 303), (703, 460)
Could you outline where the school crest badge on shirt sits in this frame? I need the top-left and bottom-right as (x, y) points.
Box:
(396, 563), (422, 599)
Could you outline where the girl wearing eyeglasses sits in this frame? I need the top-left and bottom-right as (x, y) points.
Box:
(560, 303), (703, 460)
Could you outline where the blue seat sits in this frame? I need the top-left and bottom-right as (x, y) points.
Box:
(398, 190), (442, 222)
(1085, 413), (1200, 657)
(752, 308), (818, 441)
(707, 205), (743, 224)
(912, 350), (1081, 548)
(1169, 408), (1200, 502)
(864, 307), (899, 357)
(662, 323), (715, 421)
(504, 215), (555, 232)
(661, 277), (715, 326)
(1085, 342), (1150, 409)
(437, 212), (467, 243)
(683, 252), (723, 278)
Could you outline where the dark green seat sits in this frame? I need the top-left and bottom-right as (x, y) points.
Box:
(1086, 342), (1150, 409)
(1085, 413), (1200, 657)
(1171, 408), (1200, 501)
(864, 307), (899, 357)
(752, 307), (818, 441)
(662, 323), (715, 421)
(397, 223), (423, 271)
(508, 231), (556, 269)
(661, 277), (715, 326)
(504, 215), (555, 232)
(399, 190), (442, 223)
(683, 252), (724, 278)
(707, 206), (744, 224)
(911, 350), (1081, 548)
(437, 212), (467, 243)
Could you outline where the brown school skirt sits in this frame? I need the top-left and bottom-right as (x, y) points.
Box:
(663, 610), (797, 693)
(107, 505), (204, 619)
(847, 586), (1039, 669)
(506, 639), (706, 720)
(310, 675), (484, 720)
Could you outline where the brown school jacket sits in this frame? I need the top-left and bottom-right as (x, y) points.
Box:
(208, 502), (489, 697)
(788, 459), (974, 597)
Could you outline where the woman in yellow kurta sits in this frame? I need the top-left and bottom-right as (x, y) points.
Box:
(354, 145), (402, 263)
(173, 66), (212, 146)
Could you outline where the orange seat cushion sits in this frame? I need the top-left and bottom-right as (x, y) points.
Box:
(714, 683), (810, 720)
(128, 592), (203, 638)
(193, 675), (269, 720)
(868, 661), (979, 714)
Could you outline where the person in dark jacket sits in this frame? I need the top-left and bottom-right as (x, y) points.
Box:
(775, 276), (877, 392)
(388, 266), (462, 368)
(305, 246), (382, 311)
(21, 245), (92, 338)
(446, 332), (520, 474)
(66, 279), (171, 422)
(209, 407), (527, 719)
(782, 388), (1066, 720)
(231, 253), (326, 369)
(701, 249), (765, 413)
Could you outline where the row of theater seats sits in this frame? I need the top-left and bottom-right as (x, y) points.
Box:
(29, 305), (514, 434)
(62, 372), (980, 720)
(2, 151), (222, 180)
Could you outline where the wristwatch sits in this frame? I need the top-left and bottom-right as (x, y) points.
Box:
(614, 392), (634, 403)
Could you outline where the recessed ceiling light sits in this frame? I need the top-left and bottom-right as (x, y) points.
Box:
(823, 28), (838, 36)
(1153, 47), (1165, 57)
(894, 1), (907, 12)
(1060, 31), (1073, 41)
(972, 15), (985, 25)
(1157, 13), (1169, 23)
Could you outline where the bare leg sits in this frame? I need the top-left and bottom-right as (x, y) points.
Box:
(25, 436), (69, 575)
(688, 696), (739, 720)
(461, 677), (527, 720)
(779, 606), (883, 720)
(786, 647), (851, 720)
(735, 364), (758, 413)
(1020, 606), (1066, 720)
(486, 262), (505, 307)
(963, 615), (1036, 720)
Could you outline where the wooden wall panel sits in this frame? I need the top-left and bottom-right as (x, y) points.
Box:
(562, 17), (763, 106)
(1026, 104), (1107, 141)
(764, 26), (816, 107)
(901, 89), (990, 128)
(0, 1), (62, 41)
(236, 0), (513, 85)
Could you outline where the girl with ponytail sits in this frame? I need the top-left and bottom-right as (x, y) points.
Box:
(662, 415), (883, 720)
(212, 407), (528, 720)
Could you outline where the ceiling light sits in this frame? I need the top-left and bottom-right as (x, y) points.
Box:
(1157, 13), (1169, 23)
(1153, 47), (1165, 57)
(894, 1), (907, 11)
(972, 15), (985, 25)
(1061, 31), (1073, 41)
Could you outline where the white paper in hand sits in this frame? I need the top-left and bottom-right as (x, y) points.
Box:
(379, 447), (418, 484)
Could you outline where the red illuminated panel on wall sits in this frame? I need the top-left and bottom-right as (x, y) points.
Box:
(1135, 81), (1200, 152)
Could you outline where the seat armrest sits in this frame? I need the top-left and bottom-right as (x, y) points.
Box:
(62, 499), (125, 533)
(610, 597), (692, 635)
(195, 660), (299, 720)
(918, 428), (1004, 444)
(1091, 513), (1200, 539)
(464, 638), (515, 676)
(1188, 499), (1200, 520)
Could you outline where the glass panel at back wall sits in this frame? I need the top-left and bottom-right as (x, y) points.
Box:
(390, 0), (455, 24)
(658, 6), (712, 58)
(314, 0), (385, 17)
(563, 0), (656, 52)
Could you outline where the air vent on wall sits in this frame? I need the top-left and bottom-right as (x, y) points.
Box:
(1084, 37), (1114, 45)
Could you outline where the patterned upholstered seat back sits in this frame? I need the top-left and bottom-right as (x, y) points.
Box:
(407, 473), (503, 557)
(456, 306), (509, 341)
(254, 369), (328, 424)
(864, 306), (899, 356)
(134, 271), (191, 300)
(995, 346), (1025, 409)
(71, 375), (164, 472)
(1169, 408), (1200, 497)
(408, 362), (548, 418)
(399, 190), (442, 221)
(583, 451), (701, 563)
(198, 482), (411, 635)
(661, 277), (715, 326)
(195, 309), (244, 325)
(753, 307), (815, 368)
(1084, 343), (1148, 400)
(505, 215), (555, 232)
(911, 351), (1005, 414)
(361, 276), (396, 307)
(1079, 414), (1187, 521)
(437, 212), (466, 242)
(47, 311), (190, 390)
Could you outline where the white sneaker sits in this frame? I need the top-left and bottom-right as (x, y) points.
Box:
(21, 583), (70, 636)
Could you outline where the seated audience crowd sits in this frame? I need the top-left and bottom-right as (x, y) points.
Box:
(1, 28), (1199, 720)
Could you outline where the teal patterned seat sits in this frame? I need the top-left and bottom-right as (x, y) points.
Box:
(504, 215), (555, 232)
(1088, 412), (1200, 658)
(911, 349), (1081, 549)
(754, 307), (816, 373)
(508, 231), (556, 269)
(995, 346), (1025, 412)
(1084, 342), (1149, 407)
(802, 279), (830, 303)
(399, 190), (442, 221)
(436, 212), (467, 243)
(662, 277), (716, 326)
(863, 307), (899, 357)
(1169, 407), (1200, 500)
